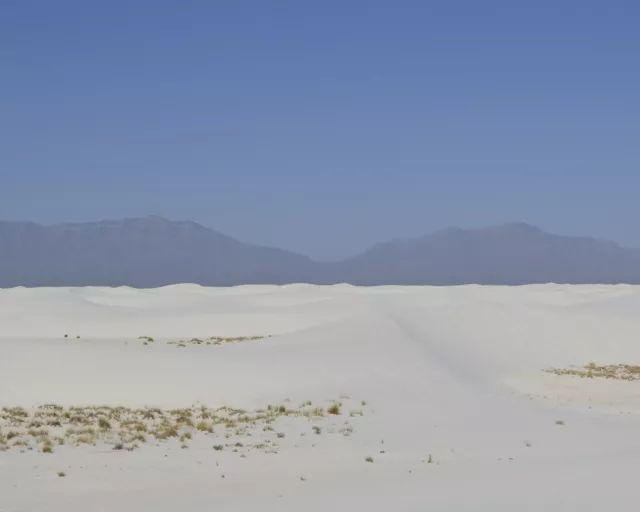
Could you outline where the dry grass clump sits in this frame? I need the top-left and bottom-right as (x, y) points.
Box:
(327, 403), (341, 415)
(196, 421), (213, 433)
(151, 423), (179, 440)
(545, 362), (640, 381)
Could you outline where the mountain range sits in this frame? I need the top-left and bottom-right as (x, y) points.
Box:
(1, 216), (640, 287)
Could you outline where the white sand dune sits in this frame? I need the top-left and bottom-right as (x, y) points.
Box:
(2, 284), (640, 511)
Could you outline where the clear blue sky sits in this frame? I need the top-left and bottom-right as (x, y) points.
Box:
(1, 0), (638, 260)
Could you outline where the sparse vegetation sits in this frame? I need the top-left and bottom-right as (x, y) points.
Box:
(0, 397), (369, 457)
(164, 335), (267, 348)
(365, 456), (374, 463)
(545, 363), (640, 381)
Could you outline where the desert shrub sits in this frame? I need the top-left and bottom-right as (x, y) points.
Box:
(327, 404), (341, 415)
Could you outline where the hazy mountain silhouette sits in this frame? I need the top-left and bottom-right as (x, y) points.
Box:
(331, 222), (640, 285)
(2, 217), (640, 287)
(0, 216), (316, 287)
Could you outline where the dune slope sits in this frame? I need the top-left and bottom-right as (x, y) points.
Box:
(2, 284), (640, 511)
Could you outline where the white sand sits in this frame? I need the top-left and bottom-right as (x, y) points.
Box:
(2, 284), (640, 511)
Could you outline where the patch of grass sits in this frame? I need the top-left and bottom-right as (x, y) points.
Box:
(153, 423), (179, 440)
(196, 421), (213, 433)
(213, 444), (224, 451)
(2, 396), (363, 457)
(57, 472), (66, 477)
(546, 363), (640, 381)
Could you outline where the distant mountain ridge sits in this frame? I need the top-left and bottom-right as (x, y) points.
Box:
(2, 216), (640, 287)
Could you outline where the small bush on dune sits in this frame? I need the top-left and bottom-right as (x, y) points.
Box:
(327, 404), (341, 415)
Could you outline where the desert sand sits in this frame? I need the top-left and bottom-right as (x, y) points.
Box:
(2, 284), (640, 511)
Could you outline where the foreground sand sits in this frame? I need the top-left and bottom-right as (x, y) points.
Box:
(2, 284), (640, 511)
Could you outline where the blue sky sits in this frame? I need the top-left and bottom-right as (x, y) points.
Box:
(1, 0), (638, 260)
